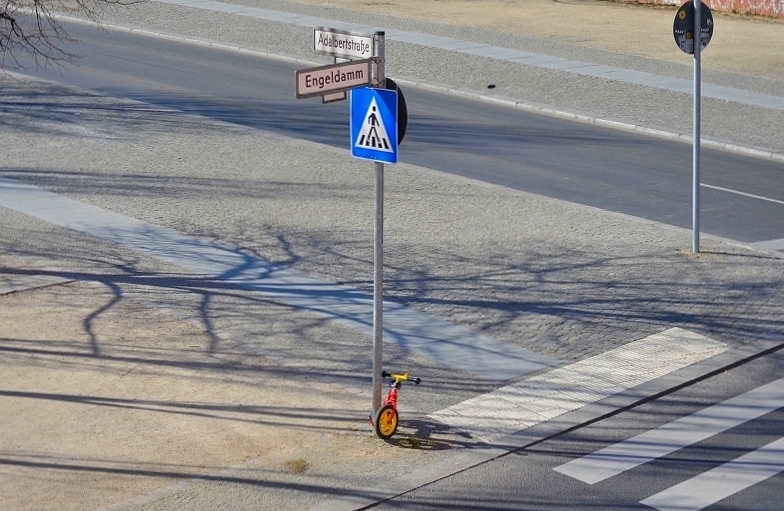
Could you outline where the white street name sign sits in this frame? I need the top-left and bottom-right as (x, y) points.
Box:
(314, 28), (374, 59)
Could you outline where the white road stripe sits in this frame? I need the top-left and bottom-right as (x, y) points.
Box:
(750, 238), (784, 252)
(701, 183), (784, 206)
(640, 436), (784, 511)
(430, 328), (727, 443)
(554, 376), (784, 484)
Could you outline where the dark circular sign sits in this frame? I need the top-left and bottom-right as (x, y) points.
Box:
(385, 77), (407, 145)
(673, 1), (714, 54)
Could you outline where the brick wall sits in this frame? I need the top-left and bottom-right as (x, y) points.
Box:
(617, 0), (784, 19)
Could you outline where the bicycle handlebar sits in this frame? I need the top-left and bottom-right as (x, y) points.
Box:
(381, 371), (421, 385)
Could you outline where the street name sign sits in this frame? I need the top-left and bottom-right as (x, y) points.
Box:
(673, 1), (714, 252)
(314, 28), (374, 59)
(350, 87), (398, 164)
(296, 59), (373, 99)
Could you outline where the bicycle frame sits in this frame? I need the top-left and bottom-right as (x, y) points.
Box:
(383, 377), (402, 410)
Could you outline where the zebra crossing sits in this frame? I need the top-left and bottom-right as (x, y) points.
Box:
(554, 376), (784, 511)
(429, 327), (727, 443)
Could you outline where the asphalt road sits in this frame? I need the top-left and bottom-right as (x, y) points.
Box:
(12, 20), (784, 245)
(370, 348), (784, 511)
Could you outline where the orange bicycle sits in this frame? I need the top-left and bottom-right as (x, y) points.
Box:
(371, 371), (421, 440)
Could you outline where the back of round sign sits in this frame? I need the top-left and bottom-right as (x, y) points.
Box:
(385, 77), (408, 145)
(673, 1), (714, 54)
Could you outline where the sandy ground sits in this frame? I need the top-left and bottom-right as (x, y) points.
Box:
(0, 254), (448, 511)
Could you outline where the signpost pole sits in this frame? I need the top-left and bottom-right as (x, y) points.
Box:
(692, 0), (701, 253)
(371, 31), (385, 416)
(302, 27), (400, 420)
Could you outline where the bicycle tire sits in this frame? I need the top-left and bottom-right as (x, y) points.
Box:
(373, 404), (398, 440)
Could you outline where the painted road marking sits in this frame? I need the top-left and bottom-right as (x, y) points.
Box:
(640, 436), (784, 511)
(702, 183), (784, 206)
(430, 328), (727, 442)
(0, 177), (555, 380)
(751, 238), (784, 252)
(554, 376), (784, 484)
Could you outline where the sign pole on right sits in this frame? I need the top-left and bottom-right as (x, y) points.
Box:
(673, 1), (713, 253)
(693, 0), (702, 253)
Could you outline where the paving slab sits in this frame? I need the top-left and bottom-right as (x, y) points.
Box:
(0, 177), (556, 381)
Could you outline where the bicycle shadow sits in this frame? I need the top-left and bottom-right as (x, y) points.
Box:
(385, 418), (475, 450)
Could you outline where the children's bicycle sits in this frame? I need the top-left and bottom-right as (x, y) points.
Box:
(371, 371), (421, 440)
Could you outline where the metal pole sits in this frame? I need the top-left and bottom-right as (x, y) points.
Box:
(375, 32), (385, 89)
(372, 161), (384, 414)
(692, 0), (701, 253)
(371, 31), (386, 415)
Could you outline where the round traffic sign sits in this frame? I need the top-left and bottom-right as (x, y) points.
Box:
(385, 77), (407, 145)
(673, 1), (714, 54)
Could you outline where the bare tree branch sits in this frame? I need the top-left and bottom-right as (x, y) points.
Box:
(1, 0), (138, 69)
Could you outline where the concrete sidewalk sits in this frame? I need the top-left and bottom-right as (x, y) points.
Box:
(1, 1), (783, 510)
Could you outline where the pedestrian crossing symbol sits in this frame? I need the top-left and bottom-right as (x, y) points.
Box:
(350, 87), (398, 164)
(356, 98), (392, 151)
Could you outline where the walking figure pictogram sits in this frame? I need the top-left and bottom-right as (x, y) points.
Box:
(355, 98), (392, 152)
(359, 106), (389, 149)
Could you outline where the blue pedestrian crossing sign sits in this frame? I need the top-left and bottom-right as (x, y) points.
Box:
(350, 87), (398, 164)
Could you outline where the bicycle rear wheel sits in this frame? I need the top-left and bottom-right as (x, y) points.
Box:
(373, 404), (398, 440)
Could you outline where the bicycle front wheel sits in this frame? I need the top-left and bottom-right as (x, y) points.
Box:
(374, 404), (398, 440)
